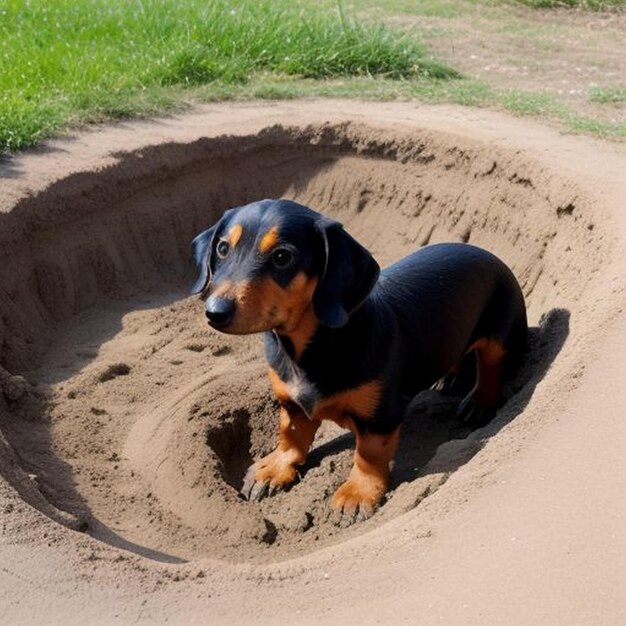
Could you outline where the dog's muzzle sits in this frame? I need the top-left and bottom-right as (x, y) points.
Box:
(205, 296), (236, 328)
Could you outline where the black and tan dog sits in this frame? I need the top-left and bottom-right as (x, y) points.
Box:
(192, 199), (527, 520)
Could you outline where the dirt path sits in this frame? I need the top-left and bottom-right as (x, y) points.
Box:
(1, 101), (625, 624)
(377, 1), (626, 125)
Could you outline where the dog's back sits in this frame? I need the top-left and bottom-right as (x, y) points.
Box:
(376, 242), (527, 395)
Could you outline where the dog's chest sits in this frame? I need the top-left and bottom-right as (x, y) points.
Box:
(281, 364), (380, 429)
(266, 332), (380, 426)
(284, 367), (321, 419)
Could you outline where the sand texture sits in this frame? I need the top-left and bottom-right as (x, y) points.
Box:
(1, 101), (625, 625)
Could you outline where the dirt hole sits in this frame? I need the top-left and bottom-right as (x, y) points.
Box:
(205, 408), (254, 491)
(0, 122), (604, 563)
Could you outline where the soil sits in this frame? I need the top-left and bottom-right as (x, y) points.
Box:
(381, 2), (626, 125)
(1, 101), (626, 624)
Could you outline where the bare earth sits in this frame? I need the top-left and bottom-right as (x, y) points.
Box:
(383, 2), (626, 125)
(1, 100), (626, 624)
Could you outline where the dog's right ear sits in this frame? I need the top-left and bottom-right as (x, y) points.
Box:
(312, 217), (380, 328)
(190, 209), (234, 295)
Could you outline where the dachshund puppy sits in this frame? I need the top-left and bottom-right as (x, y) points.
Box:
(192, 199), (527, 520)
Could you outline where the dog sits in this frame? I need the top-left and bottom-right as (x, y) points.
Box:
(191, 199), (527, 521)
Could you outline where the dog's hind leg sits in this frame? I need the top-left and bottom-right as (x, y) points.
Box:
(432, 351), (476, 395)
(456, 337), (506, 428)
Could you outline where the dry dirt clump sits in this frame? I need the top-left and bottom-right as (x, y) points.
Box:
(98, 363), (132, 383)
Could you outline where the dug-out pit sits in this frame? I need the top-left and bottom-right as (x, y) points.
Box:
(0, 122), (604, 563)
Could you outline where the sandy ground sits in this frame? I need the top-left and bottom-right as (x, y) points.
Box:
(381, 2), (626, 125)
(1, 100), (625, 624)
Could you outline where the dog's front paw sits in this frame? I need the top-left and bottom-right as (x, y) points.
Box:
(240, 450), (299, 502)
(331, 472), (386, 524)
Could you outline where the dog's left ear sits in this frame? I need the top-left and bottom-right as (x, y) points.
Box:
(190, 226), (216, 294)
(190, 208), (234, 295)
(313, 218), (380, 328)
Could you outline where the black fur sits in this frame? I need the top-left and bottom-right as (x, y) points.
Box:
(192, 199), (528, 433)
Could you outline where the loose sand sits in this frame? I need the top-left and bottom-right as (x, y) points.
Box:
(1, 101), (625, 624)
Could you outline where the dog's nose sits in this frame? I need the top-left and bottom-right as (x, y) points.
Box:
(205, 296), (236, 328)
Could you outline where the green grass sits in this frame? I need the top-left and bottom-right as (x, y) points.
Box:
(2, 0), (624, 153)
(493, 89), (626, 137)
(0, 0), (458, 154)
(354, 0), (463, 18)
(590, 85), (626, 105)
(193, 74), (626, 138)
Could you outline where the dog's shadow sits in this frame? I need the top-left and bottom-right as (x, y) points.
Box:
(302, 308), (570, 491)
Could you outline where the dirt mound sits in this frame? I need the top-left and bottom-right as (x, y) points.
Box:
(0, 117), (613, 567)
(1, 101), (625, 625)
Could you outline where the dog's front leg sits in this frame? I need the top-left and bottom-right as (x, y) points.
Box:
(332, 426), (400, 522)
(241, 404), (320, 502)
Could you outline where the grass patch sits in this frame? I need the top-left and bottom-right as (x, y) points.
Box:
(196, 74), (626, 138)
(495, 90), (626, 137)
(564, 114), (626, 137)
(590, 85), (626, 105)
(354, 0), (463, 18)
(0, 0), (458, 154)
(495, 90), (567, 117)
(191, 73), (489, 105)
(2, 0), (623, 151)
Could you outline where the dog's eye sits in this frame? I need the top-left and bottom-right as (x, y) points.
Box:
(270, 248), (294, 269)
(216, 239), (230, 259)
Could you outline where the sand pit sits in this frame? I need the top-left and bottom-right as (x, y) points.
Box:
(1, 102), (625, 624)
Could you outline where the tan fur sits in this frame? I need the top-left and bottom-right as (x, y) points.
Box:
(251, 404), (320, 488)
(258, 226), (280, 254)
(315, 379), (382, 424)
(332, 427), (400, 516)
(470, 337), (507, 365)
(209, 272), (318, 342)
(269, 369), (382, 425)
(264, 369), (386, 501)
(227, 223), (243, 248)
(268, 367), (293, 405)
(469, 337), (507, 406)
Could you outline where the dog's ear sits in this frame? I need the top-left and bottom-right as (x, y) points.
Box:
(190, 209), (234, 295)
(190, 226), (217, 294)
(313, 217), (380, 328)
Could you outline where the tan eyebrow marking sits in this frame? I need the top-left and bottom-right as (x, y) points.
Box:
(259, 226), (280, 254)
(227, 224), (243, 248)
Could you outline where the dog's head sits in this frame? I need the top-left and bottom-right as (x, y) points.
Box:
(191, 199), (380, 334)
